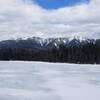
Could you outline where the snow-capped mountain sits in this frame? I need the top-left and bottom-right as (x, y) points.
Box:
(0, 37), (95, 50)
(0, 37), (99, 64)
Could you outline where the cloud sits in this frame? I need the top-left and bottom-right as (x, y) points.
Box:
(0, 0), (99, 40)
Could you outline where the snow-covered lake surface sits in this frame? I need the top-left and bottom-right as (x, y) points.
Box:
(0, 61), (100, 100)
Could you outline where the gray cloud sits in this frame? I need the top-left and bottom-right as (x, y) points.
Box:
(0, 0), (99, 40)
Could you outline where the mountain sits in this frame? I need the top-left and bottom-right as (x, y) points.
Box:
(0, 37), (95, 49)
(0, 37), (99, 64)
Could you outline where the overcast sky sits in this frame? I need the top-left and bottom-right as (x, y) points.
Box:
(0, 0), (100, 40)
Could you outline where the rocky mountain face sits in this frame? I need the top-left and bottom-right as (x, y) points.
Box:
(0, 37), (99, 64)
(0, 37), (95, 49)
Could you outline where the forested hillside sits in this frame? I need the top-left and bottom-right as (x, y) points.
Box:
(0, 37), (100, 64)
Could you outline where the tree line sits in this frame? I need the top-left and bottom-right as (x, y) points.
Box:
(0, 38), (100, 64)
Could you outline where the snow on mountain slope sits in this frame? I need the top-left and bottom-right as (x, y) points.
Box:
(0, 37), (94, 50)
(0, 61), (100, 100)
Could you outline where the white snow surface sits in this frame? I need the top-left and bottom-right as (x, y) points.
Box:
(0, 61), (100, 100)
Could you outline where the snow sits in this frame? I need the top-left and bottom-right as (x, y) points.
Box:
(0, 61), (100, 100)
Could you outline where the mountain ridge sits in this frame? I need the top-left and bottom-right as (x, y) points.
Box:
(0, 37), (99, 64)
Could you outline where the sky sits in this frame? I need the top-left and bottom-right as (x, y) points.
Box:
(0, 0), (100, 40)
(34, 0), (89, 9)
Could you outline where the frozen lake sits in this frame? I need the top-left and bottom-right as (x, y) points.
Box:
(0, 61), (100, 100)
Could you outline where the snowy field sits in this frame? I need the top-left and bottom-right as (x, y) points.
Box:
(0, 61), (100, 100)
